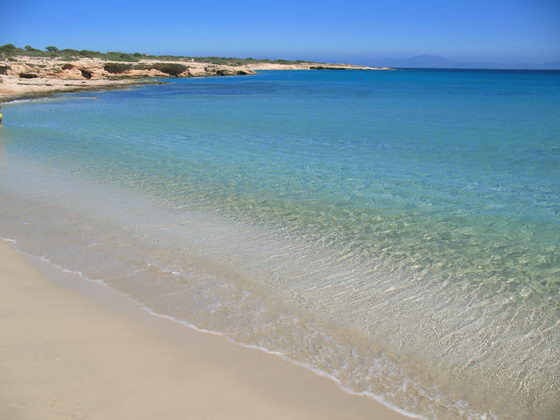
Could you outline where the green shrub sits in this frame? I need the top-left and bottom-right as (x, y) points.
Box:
(61, 48), (80, 55)
(0, 42), (316, 69)
(151, 63), (187, 76)
(79, 49), (98, 58)
(103, 62), (133, 73)
(19, 73), (39, 78)
(132, 63), (151, 71)
(132, 62), (188, 75)
(1, 44), (17, 51)
(0, 43), (17, 59)
(104, 52), (140, 62)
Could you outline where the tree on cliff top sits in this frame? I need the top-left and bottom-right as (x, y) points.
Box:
(46, 46), (59, 52)
(0, 44), (17, 59)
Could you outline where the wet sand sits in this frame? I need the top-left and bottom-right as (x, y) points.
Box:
(0, 240), (410, 420)
(0, 75), (161, 103)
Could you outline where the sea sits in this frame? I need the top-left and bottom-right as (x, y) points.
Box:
(1, 69), (559, 419)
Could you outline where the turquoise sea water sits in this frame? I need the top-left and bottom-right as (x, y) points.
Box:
(1, 69), (559, 419)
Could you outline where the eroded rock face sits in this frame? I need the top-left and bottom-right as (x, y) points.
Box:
(80, 69), (92, 79)
(187, 67), (208, 77)
(19, 73), (39, 79)
(0, 57), (256, 82)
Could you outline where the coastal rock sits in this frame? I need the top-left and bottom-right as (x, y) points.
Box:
(80, 69), (93, 79)
(186, 67), (208, 77)
(235, 68), (254, 75)
(309, 66), (349, 70)
(19, 73), (39, 79)
(216, 67), (238, 76)
(0, 57), (256, 85)
(56, 67), (86, 79)
(0, 55), (392, 102)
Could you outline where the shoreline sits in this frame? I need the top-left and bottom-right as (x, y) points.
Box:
(0, 56), (254, 103)
(0, 77), (165, 104)
(0, 239), (412, 420)
(0, 55), (393, 103)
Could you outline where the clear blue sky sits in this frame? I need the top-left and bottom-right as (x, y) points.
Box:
(2, 0), (559, 66)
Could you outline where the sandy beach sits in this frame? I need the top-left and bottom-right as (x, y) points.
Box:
(0, 240), (409, 420)
(0, 76), (161, 103)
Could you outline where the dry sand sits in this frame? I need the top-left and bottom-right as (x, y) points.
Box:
(0, 240), (410, 420)
(0, 75), (160, 103)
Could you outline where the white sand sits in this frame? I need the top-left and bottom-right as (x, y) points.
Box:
(0, 75), (154, 102)
(0, 241), (409, 420)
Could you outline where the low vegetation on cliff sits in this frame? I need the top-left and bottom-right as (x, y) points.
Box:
(0, 44), (311, 66)
(0, 43), (386, 102)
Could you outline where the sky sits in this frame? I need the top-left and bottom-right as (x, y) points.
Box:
(2, 0), (559, 67)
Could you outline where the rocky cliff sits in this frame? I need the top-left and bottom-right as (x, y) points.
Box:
(0, 57), (256, 101)
(0, 57), (255, 81)
(0, 56), (392, 102)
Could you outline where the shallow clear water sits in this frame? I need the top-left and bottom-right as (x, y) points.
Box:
(1, 69), (559, 419)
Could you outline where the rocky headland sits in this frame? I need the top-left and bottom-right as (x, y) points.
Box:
(0, 56), (258, 102)
(0, 56), (392, 102)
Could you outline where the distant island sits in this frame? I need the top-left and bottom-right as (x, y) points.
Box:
(0, 44), (392, 102)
